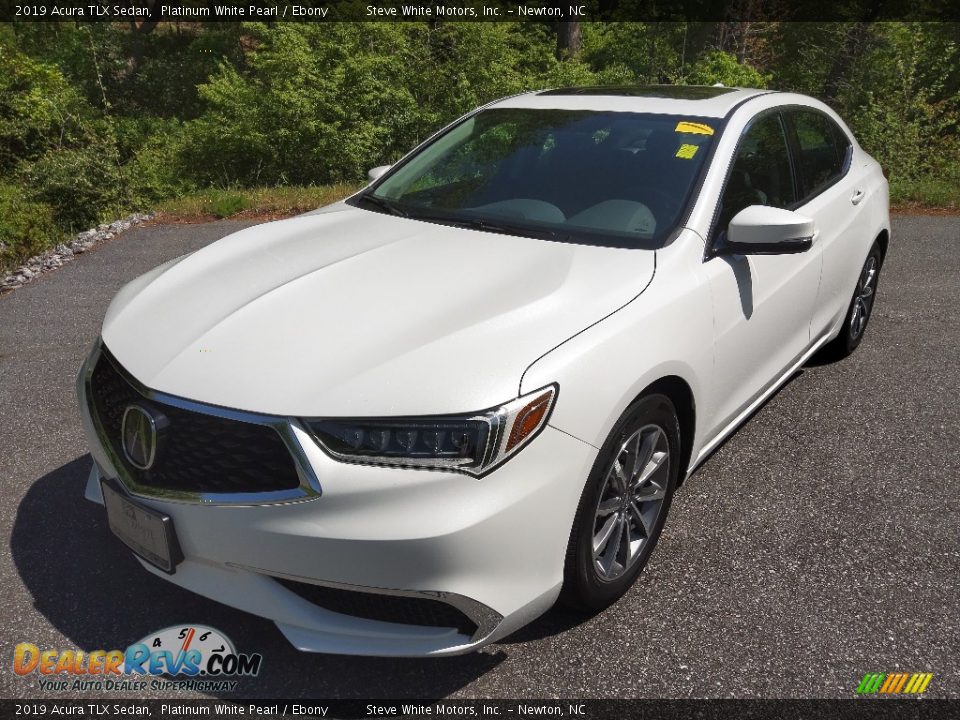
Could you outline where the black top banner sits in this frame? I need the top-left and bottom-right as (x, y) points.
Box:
(1, 0), (958, 22)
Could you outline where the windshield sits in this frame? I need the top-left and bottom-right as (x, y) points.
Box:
(358, 108), (718, 247)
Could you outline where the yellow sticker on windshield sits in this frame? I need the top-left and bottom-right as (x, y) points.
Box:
(675, 121), (715, 136)
(676, 143), (699, 159)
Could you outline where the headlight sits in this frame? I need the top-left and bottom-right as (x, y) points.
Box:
(304, 385), (557, 477)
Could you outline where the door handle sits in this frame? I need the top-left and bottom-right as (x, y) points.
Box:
(851, 189), (865, 205)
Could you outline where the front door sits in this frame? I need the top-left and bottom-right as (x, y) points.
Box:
(703, 110), (824, 436)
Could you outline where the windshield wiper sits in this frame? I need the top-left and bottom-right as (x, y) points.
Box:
(359, 198), (567, 241)
(405, 211), (563, 241)
(357, 193), (409, 217)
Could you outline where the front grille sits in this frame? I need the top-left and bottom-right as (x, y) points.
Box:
(88, 347), (302, 495)
(276, 578), (478, 636)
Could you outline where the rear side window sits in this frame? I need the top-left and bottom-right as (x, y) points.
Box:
(789, 110), (852, 201)
(715, 112), (796, 233)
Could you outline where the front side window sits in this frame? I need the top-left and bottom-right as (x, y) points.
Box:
(789, 109), (851, 201)
(715, 112), (797, 234)
(359, 108), (719, 247)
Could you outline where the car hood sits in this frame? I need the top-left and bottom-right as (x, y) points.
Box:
(101, 205), (655, 416)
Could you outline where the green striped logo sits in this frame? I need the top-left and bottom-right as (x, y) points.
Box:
(856, 672), (933, 695)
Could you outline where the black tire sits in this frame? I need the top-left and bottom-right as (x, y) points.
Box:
(560, 393), (681, 612)
(824, 241), (883, 359)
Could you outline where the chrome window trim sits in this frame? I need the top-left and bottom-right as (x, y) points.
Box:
(81, 339), (322, 506)
(229, 563), (504, 644)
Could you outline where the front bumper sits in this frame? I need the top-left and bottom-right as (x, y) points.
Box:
(78, 344), (598, 656)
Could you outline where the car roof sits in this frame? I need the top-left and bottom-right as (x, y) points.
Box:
(488, 85), (773, 119)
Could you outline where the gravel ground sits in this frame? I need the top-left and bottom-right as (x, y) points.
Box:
(0, 213), (154, 293)
(0, 216), (957, 701)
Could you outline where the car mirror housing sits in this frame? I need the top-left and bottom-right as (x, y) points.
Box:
(722, 205), (816, 255)
(367, 165), (392, 182)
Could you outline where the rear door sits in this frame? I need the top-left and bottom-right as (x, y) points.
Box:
(783, 108), (866, 337)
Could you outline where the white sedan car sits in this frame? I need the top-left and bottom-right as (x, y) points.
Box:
(78, 85), (889, 656)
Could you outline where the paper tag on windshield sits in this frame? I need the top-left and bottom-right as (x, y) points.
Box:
(675, 122), (714, 136)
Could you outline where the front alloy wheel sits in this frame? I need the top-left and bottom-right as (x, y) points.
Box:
(591, 425), (669, 581)
(562, 393), (680, 612)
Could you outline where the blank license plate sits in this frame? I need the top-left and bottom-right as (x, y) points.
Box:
(101, 479), (182, 574)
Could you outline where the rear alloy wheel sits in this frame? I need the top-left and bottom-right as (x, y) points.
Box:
(561, 393), (680, 612)
(826, 241), (883, 359)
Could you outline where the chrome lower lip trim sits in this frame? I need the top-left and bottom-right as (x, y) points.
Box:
(81, 339), (322, 505)
(227, 563), (503, 644)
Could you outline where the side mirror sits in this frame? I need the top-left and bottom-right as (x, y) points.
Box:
(722, 205), (816, 255)
(367, 165), (392, 182)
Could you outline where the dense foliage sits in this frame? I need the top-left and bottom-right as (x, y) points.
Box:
(1, 20), (958, 271)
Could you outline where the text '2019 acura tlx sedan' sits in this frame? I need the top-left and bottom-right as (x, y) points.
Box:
(78, 85), (890, 656)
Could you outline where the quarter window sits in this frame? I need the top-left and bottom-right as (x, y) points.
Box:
(790, 110), (851, 201)
(715, 112), (796, 234)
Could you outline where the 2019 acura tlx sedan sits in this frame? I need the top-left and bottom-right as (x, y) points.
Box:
(78, 85), (890, 656)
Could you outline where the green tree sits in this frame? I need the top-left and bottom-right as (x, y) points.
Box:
(843, 23), (960, 180)
(0, 32), (93, 174)
(685, 49), (771, 88)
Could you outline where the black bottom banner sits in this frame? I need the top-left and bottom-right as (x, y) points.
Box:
(2, 699), (958, 719)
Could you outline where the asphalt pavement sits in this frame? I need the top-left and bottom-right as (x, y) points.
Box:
(1, 216), (957, 700)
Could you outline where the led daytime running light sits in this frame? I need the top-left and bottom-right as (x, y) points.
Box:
(304, 385), (557, 477)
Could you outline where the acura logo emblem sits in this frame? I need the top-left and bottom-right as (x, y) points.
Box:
(121, 404), (165, 470)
